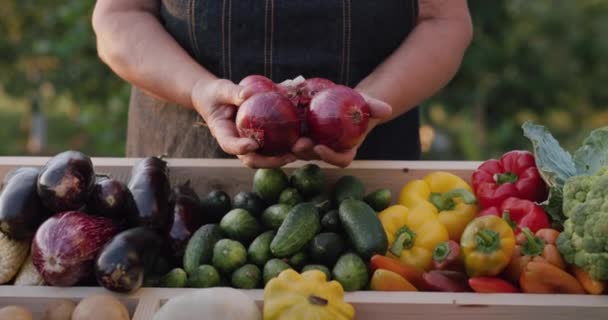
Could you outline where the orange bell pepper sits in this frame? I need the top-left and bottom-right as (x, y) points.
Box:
(369, 255), (424, 289)
(505, 228), (565, 283)
(571, 265), (606, 295)
(520, 261), (585, 294)
(370, 269), (417, 291)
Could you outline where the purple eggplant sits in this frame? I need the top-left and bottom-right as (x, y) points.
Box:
(127, 157), (172, 233)
(0, 168), (51, 240)
(95, 226), (164, 293)
(87, 177), (138, 228)
(167, 181), (204, 259)
(37, 150), (96, 213)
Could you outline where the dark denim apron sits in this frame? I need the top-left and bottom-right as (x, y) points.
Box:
(126, 0), (421, 160)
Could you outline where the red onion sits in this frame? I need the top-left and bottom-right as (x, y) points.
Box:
(236, 92), (300, 156)
(307, 85), (370, 152)
(239, 75), (278, 94)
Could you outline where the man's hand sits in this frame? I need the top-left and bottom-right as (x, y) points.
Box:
(191, 79), (297, 168)
(291, 93), (392, 167)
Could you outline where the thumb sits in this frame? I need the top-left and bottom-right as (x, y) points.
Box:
(365, 96), (392, 120)
(213, 79), (255, 106)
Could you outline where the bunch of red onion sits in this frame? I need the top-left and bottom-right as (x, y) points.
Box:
(235, 75), (370, 156)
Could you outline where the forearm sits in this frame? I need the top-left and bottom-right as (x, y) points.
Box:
(92, 0), (215, 108)
(356, 0), (473, 121)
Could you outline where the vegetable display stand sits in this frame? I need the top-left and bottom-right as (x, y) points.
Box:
(1, 157), (608, 320)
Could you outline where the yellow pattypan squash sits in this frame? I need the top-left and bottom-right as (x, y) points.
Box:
(263, 269), (355, 320)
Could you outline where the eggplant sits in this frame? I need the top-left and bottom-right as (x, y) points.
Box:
(31, 211), (118, 286)
(37, 150), (96, 213)
(95, 227), (164, 293)
(0, 168), (51, 240)
(87, 177), (138, 228)
(127, 157), (172, 233)
(167, 181), (204, 260)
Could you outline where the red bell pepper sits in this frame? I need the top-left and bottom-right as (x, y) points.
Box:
(421, 270), (470, 292)
(432, 240), (463, 272)
(471, 150), (548, 209)
(478, 197), (550, 234)
(468, 277), (519, 293)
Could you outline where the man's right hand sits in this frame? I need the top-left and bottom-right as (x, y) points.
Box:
(191, 78), (297, 168)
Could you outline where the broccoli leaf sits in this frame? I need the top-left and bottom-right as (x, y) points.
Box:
(573, 127), (608, 175)
(522, 121), (577, 188)
(541, 187), (565, 230)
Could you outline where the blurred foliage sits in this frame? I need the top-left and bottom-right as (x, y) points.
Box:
(422, 0), (608, 160)
(0, 0), (607, 159)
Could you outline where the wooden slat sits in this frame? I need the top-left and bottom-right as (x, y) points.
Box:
(1, 287), (608, 320)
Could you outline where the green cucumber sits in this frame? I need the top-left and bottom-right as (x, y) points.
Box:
(183, 224), (223, 275)
(270, 202), (320, 258)
(291, 163), (326, 198)
(212, 239), (247, 274)
(220, 208), (260, 243)
(286, 251), (308, 271)
(364, 188), (392, 211)
(332, 175), (365, 204)
(231, 264), (262, 289)
(161, 268), (187, 288)
(321, 209), (341, 232)
(278, 188), (303, 207)
(261, 204), (291, 230)
(187, 264), (221, 288)
(233, 192), (266, 217)
(332, 253), (369, 291)
(339, 199), (388, 260)
(309, 232), (345, 266)
(248, 230), (276, 267)
(302, 264), (332, 281)
(253, 168), (289, 204)
(263, 258), (291, 284)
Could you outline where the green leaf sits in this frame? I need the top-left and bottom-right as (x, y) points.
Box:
(540, 187), (565, 230)
(573, 127), (608, 175)
(522, 121), (577, 188)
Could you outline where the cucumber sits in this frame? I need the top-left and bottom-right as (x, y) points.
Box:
(231, 264), (262, 289)
(248, 230), (276, 267)
(364, 188), (392, 211)
(220, 208), (260, 243)
(332, 253), (369, 291)
(270, 202), (320, 258)
(261, 204), (291, 230)
(278, 188), (303, 207)
(332, 175), (365, 204)
(233, 192), (266, 217)
(253, 168), (289, 204)
(309, 232), (345, 266)
(183, 224), (223, 275)
(321, 209), (341, 232)
(302, 264), (332, 280)
(201, 190), (232, 223)
(291, 163), (326, 198)
(161, 268), (187, 288)
(339, 199), (388, 260)
(287, 252), (308, 271)
(187, 264), (221, 288)
(212, 239), (247, 274)
(263, 258), (291, 284)
(310, 194), (332, 215)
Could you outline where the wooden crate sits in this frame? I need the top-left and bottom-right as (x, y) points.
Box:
(1, 157), (607, 320)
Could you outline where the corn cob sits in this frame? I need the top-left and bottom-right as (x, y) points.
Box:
(14, 253), (44, 286)
(0, 231), (29, 284)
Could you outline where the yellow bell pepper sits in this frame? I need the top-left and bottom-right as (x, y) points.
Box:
(264, 269), (355, 320)
(399, 171), (478, 241)
(378, 205), (449, 271)
(460, 215), (515, 277)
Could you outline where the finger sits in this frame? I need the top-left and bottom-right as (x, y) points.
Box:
(211, 79), (255, 106)
(359, 93), (392, 120)
(313, 145), (356, 168)
(210, 119), (259, 155)
(291, 137), (320, 161)
(238, 153), (297, 169)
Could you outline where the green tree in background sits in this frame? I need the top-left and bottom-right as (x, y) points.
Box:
(423, 0), (608, 160)
(0, 1), (130, 156)
(0, 1), (607, 160)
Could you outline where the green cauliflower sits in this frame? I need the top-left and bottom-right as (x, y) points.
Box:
(556, 167), (608, 280)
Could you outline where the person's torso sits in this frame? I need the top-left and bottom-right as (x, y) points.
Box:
(126, 0), (421, 160)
